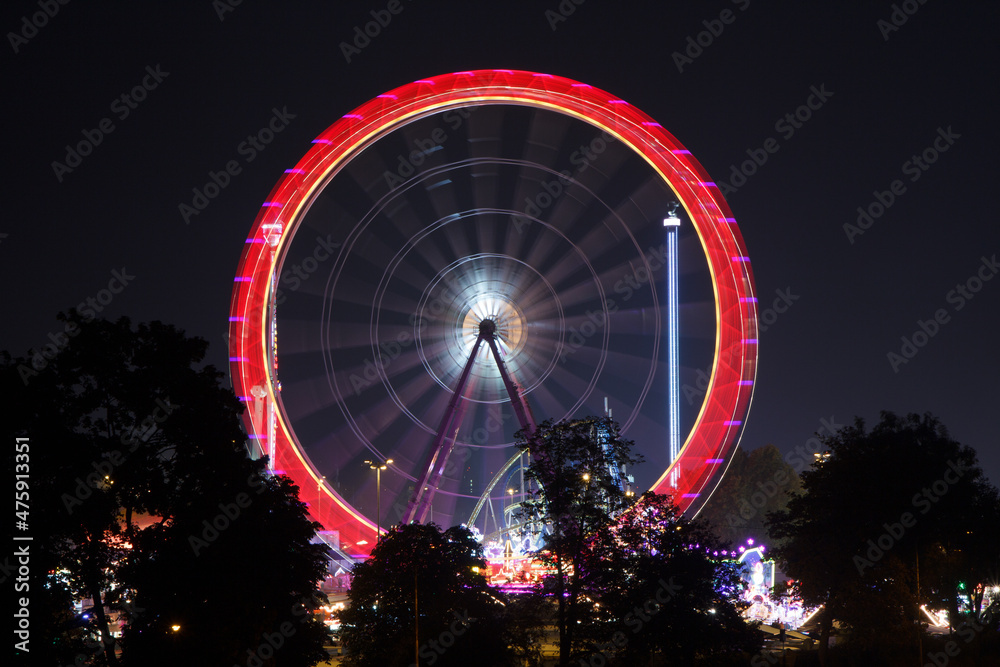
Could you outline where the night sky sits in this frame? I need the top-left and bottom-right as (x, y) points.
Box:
(5, 0), (998, 503)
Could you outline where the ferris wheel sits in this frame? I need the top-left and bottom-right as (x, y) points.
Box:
(228, 70), (758, 559)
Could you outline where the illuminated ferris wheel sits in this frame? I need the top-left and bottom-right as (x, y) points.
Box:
(228, 70), (757, 559)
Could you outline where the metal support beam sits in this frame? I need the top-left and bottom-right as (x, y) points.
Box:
(403, 318), (536, 525)
(403, 335), (484, 524)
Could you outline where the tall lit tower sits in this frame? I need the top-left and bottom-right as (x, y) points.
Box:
(664, 207), (681, 487)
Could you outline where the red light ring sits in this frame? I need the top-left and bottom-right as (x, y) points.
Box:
(229, 70), (757, 557)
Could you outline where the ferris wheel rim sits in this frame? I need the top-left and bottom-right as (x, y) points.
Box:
(228, 69), (758, 557)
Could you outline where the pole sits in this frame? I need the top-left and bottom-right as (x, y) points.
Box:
(916, 544), (922, 666)
(414, 567), (419, 666)
(376, 466), (381, 539)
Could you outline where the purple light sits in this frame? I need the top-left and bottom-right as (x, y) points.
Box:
(740, 297), (758, 302)
(699, 181), (717, 187)
(706, 458), (724, 464)
(245, 238), (264, 244)
(311, 139), (331, 144)
(608, 99), (628, 104)
(249, 434), (267, 440)
(743, 339), (758, 344)
(725, 420), (742, 426)
(261, 202), (281, 208)
(229, 356), (247, 362)
(738, 380), (754, 386)
(415, 79), (436, 84)
(234, 277), (252, 282)
(284, 168), (305, 174)
(228, 316), (245, 322)
(377, 94), (398, 99)
(682, 493), (700, 498)
(343, 114), (363, 119)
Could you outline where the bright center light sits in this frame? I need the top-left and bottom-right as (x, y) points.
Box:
(461, 294), (526, 357)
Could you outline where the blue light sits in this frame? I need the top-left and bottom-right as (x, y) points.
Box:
(666, 214), (680, 487)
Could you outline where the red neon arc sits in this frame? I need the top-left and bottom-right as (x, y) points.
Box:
(229, 69), (757, 558)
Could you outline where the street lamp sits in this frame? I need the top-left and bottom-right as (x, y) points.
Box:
(364, 459), (393, 539)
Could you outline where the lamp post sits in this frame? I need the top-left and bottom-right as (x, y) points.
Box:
(364, 459), (393, 539)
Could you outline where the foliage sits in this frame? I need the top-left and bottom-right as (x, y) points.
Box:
(515, 417), (642, 664)
(2, 314), (331, 666)
(593, 493), (762, 666)
(697, 444), (802, 545)
(339, 523), (541, 667)
(516, 417), (760, 666)
(767, 411), (1000, 664)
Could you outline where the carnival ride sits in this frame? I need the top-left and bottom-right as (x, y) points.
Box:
(228, 70), (758, 561)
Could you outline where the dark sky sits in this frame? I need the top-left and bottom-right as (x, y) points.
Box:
(5, 0), (998, 495)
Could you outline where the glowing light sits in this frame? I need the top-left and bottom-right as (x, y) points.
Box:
(461, 294), (526, 358)
(666, 217), (681, 487)
(921, 605), (948, 627)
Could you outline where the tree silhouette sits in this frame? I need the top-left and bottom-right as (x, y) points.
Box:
(514, 417), (641, 665)
(697, 444), (802, 545)
(3, 314), (330, 666)
(339, 522), (542, 666)
(767, 411), (1000, 665)
(516, 417), (759, 666)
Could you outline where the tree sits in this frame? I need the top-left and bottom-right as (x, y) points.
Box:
(593, 493), (762, 666)
(767, 411), (1000, 665)
(2, 314), (331, 666)
(516, 417), (759, 666)
(338, 523), (542, 667)
(515, 417), (642, 665)
(697, 444), (802, 545)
